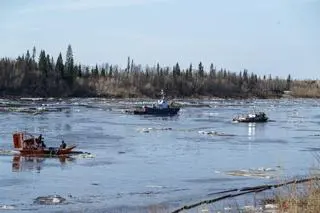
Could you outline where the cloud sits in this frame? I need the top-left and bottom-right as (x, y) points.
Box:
(19, 0), (170, 13)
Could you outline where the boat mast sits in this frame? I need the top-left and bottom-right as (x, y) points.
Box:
(160, 89), (165, 100)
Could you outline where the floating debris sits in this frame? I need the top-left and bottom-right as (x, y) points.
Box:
(91, 183), (99, 186)
(34, 195), (66, 205)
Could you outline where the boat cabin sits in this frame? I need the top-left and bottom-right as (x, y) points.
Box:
(13, 132), (44, 150)
(157, 99), (169, 109)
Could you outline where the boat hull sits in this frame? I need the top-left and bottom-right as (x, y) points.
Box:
(133, 107), (180, 116)
(18, 145), (77, 156)
(233, 117), (268, 123)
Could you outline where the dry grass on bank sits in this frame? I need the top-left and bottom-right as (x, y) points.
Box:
(268, 178), (320, 213)
(291, 81), (320, 98)
(272, 152), (320, 213)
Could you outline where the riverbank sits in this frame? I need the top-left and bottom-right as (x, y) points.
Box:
(1, 81), (319, 99)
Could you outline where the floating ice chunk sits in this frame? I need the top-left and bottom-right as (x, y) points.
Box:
(0, 205), (15, 210)
(0, 150), (19, 156)
(242, 205), (255, 211)
(224, 207), (232, 211)
(139, 127), (172, 133)
(225, 167), (279, 179)
(145, 185), (165, 188)
(198, 130), (217, 135)
(198, 130), (235, 136)
(76, 153), (96, 158)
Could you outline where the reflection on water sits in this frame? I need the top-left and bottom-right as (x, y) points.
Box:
(12, 155), (75, 173)
(248, 123), (256, 140)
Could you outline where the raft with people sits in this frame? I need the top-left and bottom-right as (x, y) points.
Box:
(12, 132), (78, 156)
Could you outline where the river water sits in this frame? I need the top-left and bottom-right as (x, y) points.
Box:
(0, 98), (319, 213)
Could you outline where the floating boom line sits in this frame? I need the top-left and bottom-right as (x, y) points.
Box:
(171, 176), (320, 213)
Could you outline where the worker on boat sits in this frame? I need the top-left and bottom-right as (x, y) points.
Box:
(60, 140), (67, 149)
(37, 134), (47, 149)
(38, 134), (43, 143)
(41, 141), (46, 148)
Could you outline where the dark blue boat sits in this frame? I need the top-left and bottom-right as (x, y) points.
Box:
(127, 90), (180, 116)
(133, 105), (180, 115)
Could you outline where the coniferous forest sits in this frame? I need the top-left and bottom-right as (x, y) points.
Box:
(0, 45), (319, 98)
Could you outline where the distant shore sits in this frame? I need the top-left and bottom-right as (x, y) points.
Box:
(1, 46), (320, 100)
(0, 92), (312, 100)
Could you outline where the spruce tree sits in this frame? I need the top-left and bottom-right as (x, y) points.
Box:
(78, 65), (82, 77)
(55, 53), (64, 77)
(32, 46), (36, 62)
(94, 64), (99, 76)
(109, 65), (113, 77)
(101, 68), (106, 76)
(286, 74), (291, 90)
(65, 44), (74, 77)
(198, 62), (204, 78)
(38, 50), (47, 76)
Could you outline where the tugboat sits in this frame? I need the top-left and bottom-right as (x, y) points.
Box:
(126, 90), (180, 116)
(12, 132), (78, 156)
(233, 112), (268, 123)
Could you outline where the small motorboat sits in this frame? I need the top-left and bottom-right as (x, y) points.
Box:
(233, 112), (268, 123)
(126, 90), (180, 116)
(12, 132), (77, 156)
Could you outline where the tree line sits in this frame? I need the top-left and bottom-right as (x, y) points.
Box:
(0, 45), (318, 98)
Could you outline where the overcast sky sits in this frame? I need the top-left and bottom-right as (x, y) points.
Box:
(0, 0), (319, 79)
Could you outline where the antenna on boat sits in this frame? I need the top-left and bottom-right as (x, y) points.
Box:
(160, 89), (165, 100)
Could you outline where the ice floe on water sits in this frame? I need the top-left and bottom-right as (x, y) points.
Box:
(145, 185), (166, 189)
(73, 153), (96, 159)
(137, 127), (234, 135)
(0, 204), (15, 210)
(198, 130), (236, 136)
(0, 150), (19, 156)
(137, 127), (173, 133)
(220, 167), (280, 179)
